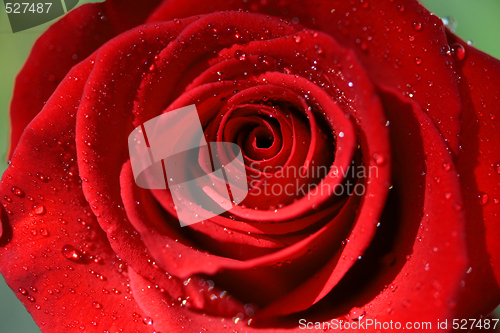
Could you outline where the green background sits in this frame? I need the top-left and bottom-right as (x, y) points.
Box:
(1, 0), (500, 332)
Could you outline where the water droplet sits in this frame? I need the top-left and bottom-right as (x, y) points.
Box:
(61, 245), (83, 262)
(415, 57), (423, 65)
(397, 5), (405, 12)
(234, 50), (247, 61)
(442, 163), (451, 171)
(373, 153), (386, 165)
(92, 302), (102, 309)
(442, 16), (457, 31)
(34, 205), (46, 215)
(451, 43), (466, 61)
(293, 35), (301, 44)
(349, 307), (365, 320)
(36, 173), (48, 182)
(19, 288), (28, 295)
(453, 203), (463, 211)
(444, 192), (452, 200)
(11, 187), (24, 197)
(27, 296), (36, 302)
(244, 303), (255, 316)
(441, 44), (452, 56)
(478, 192), (489, 206)
(412, 21), (422, 31)
(143, 317), (153, 325)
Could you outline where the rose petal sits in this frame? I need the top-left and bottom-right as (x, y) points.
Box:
(349, 87), (467, 325)
(447, 32), (500, 318)
(148, 0), (463, 152)
(0, 59), (154, 333)
(9, 0), (164, 158)
(129, 267), (296, 332)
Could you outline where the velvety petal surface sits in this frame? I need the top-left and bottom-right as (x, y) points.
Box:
(1, 59), (154, 333)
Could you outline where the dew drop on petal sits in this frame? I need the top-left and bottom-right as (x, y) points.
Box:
(143, 317), (153, 325)
(11, 186), (24, 197)
(441, 44), (452, 56)
(442, 16), (457, 31)
(412, 21), (422, 31)
(34, 205), (46, 215)
(61, 245), (83, 262)
(478, 192), (489, 206)
(495, 161), (500, 174)
(373, 153), (386, 165)
(92, 302), (102, 309)
(451, 43), (466, 61)
(234, 50), (247, 61)
(349, 307), (365, 321)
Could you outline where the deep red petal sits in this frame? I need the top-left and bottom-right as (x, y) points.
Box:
(129, 267), (296, 333)
(0, 59), (154, 333)
(9, 0), (164, 158)
(357, 88), (467, 325)
(148, 0), (463, 153)
(9, 3), (116, 158)
(448, 32), (500, 318)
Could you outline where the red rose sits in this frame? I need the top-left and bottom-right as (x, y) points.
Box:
(1, 0), (499, 332)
